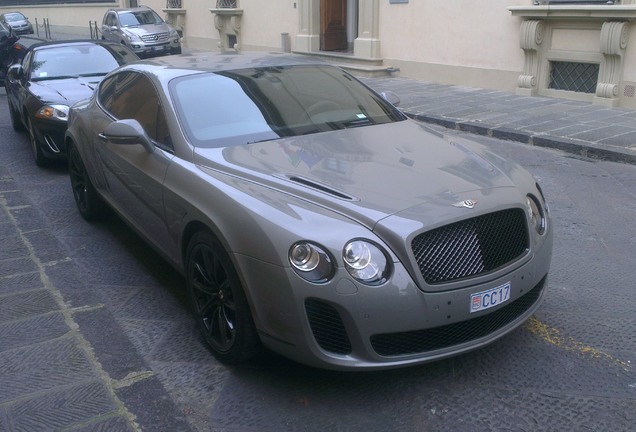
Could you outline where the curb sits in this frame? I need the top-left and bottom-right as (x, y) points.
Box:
(405, 111), (636, 165)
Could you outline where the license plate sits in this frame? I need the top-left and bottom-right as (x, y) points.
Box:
(470, 282), (511, 313)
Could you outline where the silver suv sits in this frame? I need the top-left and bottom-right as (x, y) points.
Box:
(101, 6), (181, 57)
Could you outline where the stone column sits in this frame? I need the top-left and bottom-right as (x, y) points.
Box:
(353, 0), (381, 58)
(296, 0), (320, 52)
(594, 21), (629, 107)
(516, 20), (544, 96)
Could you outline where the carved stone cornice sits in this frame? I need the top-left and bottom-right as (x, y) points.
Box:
(210, 8), (243, 51)
(595, 21), (629, 103)
(517, 20), (545, 95)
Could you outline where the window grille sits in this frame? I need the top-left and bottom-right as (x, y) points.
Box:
(166, 0), (182, 8)
(216, 0), (237, 7)
(549, 61), (599, 94)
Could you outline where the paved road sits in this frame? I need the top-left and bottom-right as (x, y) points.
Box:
(1, 88), (636, 431)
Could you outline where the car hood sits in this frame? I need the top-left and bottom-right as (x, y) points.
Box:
(29, 77), (102, 105)
(194, 120), (522, 228)
(126, 23), (172, 35)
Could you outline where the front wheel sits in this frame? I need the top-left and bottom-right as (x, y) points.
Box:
(68, 143), (105, 221)
(186, 231), (260, 364)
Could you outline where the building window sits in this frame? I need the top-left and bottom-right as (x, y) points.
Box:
(216, 0), (237, 7)
(549, 61), (599, 94)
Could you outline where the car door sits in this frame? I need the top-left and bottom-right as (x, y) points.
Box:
(101, 12), (117, 42)
(95, 71), (176, 255)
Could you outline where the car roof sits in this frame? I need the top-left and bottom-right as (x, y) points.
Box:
(27, 39), (128, 52)
(117, 51), (328, 82)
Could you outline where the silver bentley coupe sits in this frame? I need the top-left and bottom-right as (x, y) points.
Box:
(65, 52), (552, 370)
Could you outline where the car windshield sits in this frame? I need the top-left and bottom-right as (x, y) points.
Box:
(170, 65), (406, 148)
(30, 45), (133, 81)
(5, 13), (25, 22)
(119, 10), (163, 27)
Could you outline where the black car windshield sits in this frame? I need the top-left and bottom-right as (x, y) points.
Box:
(30, 44), (136, 81)
(119, 10), (163, 27)
(170, 65), (406, 148)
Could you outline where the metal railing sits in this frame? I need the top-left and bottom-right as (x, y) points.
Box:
(89, 21), (100, 40)
(34, 18), (51, 40)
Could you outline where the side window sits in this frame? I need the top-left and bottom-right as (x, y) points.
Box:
(104, 72), (172, 149)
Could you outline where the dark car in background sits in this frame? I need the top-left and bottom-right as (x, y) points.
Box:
(64, 52), (553, 370)
(101, 6), (181, 58)
(5, 40), (139, 166)
(0, 11), (33, 35)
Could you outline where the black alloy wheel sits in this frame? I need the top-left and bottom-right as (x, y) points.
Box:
(68, 144), (104, 221)
(186, 231), (260, 364)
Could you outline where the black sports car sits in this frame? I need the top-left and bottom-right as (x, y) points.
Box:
(5, 40), (138, 166)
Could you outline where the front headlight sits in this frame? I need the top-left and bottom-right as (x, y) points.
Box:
(36, 104), (69, 121)
(289, 242), (334, 283)
(343, 240), (390, 285)
(526, 194), (547, 235)
(124, 31), (141, 42)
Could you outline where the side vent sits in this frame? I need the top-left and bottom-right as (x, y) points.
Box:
(286, 175), (357, 200)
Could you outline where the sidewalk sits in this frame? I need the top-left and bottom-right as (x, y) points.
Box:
(364, 76), (636, 165)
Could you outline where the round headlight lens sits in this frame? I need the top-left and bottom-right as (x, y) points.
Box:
(526, 194), (546, 235)
(343, 240), (390, 285)
(289, 242), (334, 283)
(36, 104), (69, 121)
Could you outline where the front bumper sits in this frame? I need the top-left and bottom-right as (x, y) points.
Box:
(129, 38), (181, 57)
(236, 233), (552, 370)
(31, 118), (67, 160)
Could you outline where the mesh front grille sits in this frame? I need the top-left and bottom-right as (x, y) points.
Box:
(370, 277), (546, 356)
(141, 32), (170, 43)
(412, 209), (528, 285)
(305, 299), (352, 355)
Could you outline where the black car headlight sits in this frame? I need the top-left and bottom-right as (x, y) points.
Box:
(289, 242), (334, 283)
(343, 240), (390, 285)
(526, 193), (547, 235)
(36, 104), (69, 121)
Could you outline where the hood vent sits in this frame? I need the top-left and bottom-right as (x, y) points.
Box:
(285, 175), (357, 201)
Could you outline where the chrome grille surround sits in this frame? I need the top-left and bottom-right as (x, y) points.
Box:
(141, 32), (170, 43)
(412, 208), (529, 285)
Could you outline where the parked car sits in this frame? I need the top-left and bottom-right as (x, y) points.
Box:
(65, 52), (553, 370)
(101, 6), (181, 58)
(0, 11), (33, 35)
(0, 20), (26, 87)
(5, 40), (139, 166)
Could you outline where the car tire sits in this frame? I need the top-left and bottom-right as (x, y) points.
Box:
(27, 116), (47, 167)
(185, 231), (261, 364)
(171, 46), (182, 55)
(68, 143), (105, 221)
(8, 101), (23, 132)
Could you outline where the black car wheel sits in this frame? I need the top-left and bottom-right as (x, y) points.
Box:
(68, 143), (104, 221)
(27, 116), (47, 167)
(186, 231), (260, 364)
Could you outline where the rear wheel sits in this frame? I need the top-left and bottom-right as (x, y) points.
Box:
(68, 143), (105, 221)
(186, 231), (261, 364)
